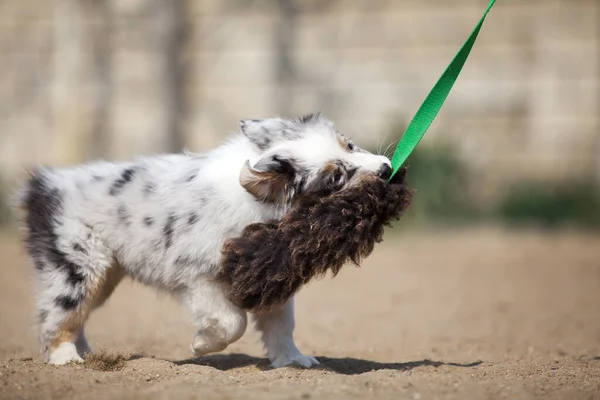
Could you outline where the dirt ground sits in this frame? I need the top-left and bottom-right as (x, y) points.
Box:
(1, 227), (599, 399)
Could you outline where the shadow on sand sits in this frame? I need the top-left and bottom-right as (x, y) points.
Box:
(168, 353), (482, 375)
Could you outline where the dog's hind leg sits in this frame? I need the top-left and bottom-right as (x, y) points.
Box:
(252, 297), (319, 368)
(38, 294), (89, 365)
(21, 172), (123, 364)
(73, 327), (91, 355)
(35, 255), (121, 365)
(73, 264), (124, 356)
(36, 271), (98, 364)
(27, 222), (120, 364)
(180, 281), (247, 357)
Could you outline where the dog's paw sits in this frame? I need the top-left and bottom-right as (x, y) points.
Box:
(190, 332), (229, 358)
(270, 353), (319, 369)
(48, 342), (84, 365)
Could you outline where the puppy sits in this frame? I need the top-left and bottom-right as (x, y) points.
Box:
(16, 113), (392, 367)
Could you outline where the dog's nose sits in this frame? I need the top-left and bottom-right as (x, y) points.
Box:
(377, 163), (392, 180)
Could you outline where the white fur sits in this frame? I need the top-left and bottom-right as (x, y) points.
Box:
(19, 114), (390, 368)
(48, 342), (83, 365)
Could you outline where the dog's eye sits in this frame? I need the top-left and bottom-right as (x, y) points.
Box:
(331, 170), (345, 188)
(346, 141), (356, 152)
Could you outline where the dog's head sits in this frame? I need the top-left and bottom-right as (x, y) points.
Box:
(239, 113), (392, 206)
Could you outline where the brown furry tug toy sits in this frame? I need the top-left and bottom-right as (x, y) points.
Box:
(216, 167), (413, 314)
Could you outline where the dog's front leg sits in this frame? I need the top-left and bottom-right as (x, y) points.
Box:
(253, 297), (319, 368)
(180, 281), (248, 357)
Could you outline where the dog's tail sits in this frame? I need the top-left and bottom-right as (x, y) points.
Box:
(12, 167), (48, 212)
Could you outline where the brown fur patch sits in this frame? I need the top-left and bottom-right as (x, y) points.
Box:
(322, 162), (339, 174)
(336, 134), (348, 151)
(92, 264), (124, 309)
(216, 168), (413, 313)
(240, 161), (292, 204)
(49, 329), (79, 351)
(49, 298), (93, 352)
(49, 263), (123, 352)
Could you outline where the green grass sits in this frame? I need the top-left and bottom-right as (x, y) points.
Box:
(497, 179), (600, 230)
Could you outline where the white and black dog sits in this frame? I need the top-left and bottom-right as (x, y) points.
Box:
(16, 113), (392, 367)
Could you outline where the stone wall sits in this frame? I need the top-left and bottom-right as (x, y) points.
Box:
(0, 0), (598, 197)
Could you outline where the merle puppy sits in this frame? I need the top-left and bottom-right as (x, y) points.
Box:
(16, 113), (392, 367)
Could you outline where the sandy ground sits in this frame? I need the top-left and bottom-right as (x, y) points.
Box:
(0, 227), (599, 399)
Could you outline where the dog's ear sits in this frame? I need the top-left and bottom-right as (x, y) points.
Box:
(240, 119), (282, 150)
(240, 155), (296, 205)
(240, 117), (310, 150)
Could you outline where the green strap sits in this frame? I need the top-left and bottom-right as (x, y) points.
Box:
(389, 0), (496, 179)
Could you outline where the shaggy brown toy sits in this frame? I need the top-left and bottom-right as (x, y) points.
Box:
(216, 167), (414, 313)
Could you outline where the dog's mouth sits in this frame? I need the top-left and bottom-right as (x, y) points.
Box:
(345, 166), (403, 189)
(387, 167), (407, 186)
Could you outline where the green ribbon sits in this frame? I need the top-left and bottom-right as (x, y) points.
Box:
(389, 0), (496, 179)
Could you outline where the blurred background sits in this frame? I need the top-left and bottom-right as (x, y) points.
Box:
(0, 0), (599, 228)
(1, 3), (600, 397)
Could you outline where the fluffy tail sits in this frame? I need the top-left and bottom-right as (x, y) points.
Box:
(12, 168), (46, 212)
